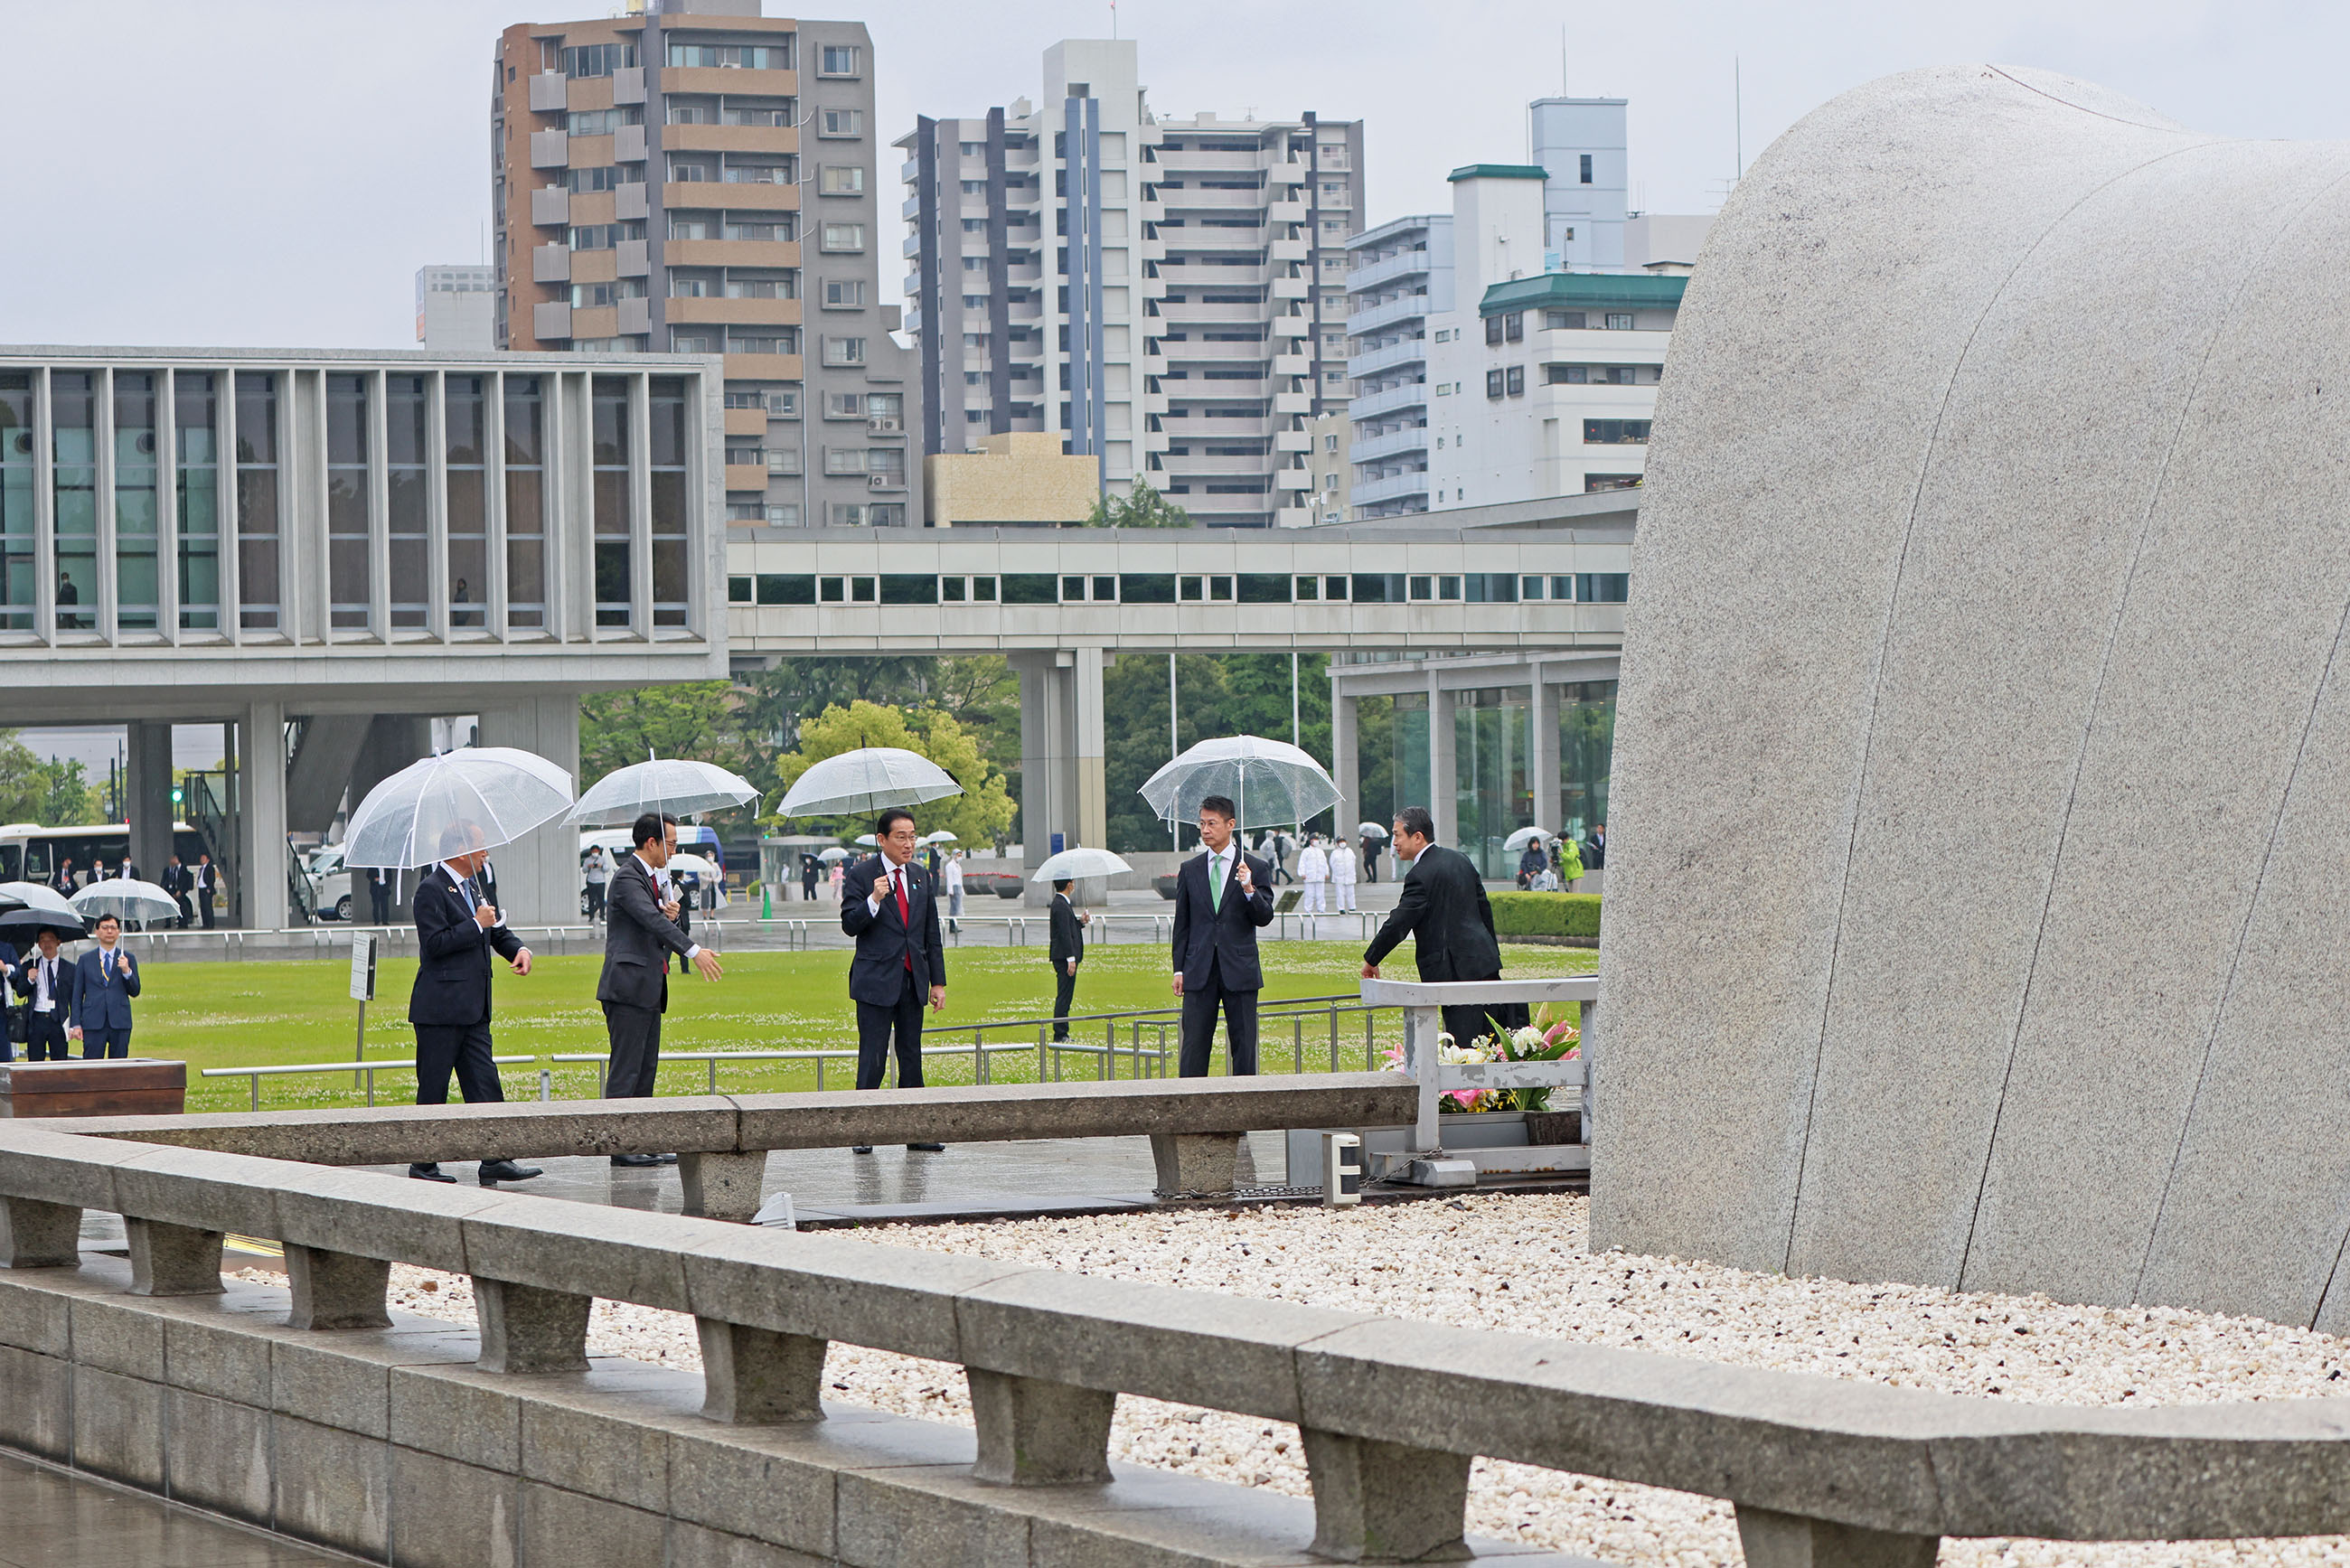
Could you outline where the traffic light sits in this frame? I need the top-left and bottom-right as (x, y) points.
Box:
(170, 787), (183, 804)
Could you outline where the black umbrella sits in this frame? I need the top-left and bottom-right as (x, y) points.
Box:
(0, 908), (88, 944)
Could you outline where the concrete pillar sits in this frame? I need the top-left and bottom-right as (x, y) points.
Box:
(1531, 677), (1561, 836)
(285, 714), (376, 835)
(239, 699), (289, 931)
(1013, 650), (1104, 905)
(125, 720), (174, 878)
(1330, 687), (1358, 845)
(1428, 676), (1458, 851)
(348, 716), (432, 922)
(474, 693), (582, 928)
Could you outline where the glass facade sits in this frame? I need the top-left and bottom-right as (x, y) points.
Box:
(446, 377), (488, 628)
(1455, 687), (1534, 878)
(175, 373), (220, 630)
(52, 373), (96, 631)
(326, 373), (369, 630)
(0, 373), (32, 630)
(387, 375), (428, 629)
(592, 377), (632, 628)
(1559, 679), (1617, 841)
(233, 371), (279, 630)
(1389, 691), (1429, 831)
(113, 373), (159, 630)
(649, 378), (690, 627)
(503, 376), (547, 629)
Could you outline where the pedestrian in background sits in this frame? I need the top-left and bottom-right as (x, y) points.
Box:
(404, 822), (541, 1188)
(1360, 831), (1382, 886)
(1581, 822), (1607, 873)
(944, 850), (964, 933)
(193, 853), (218, 929)
(841, 808), (948, 1152)
(368, 865), (396, 925)
(582, 846), (608, 924)
(1298, 833), (1330, 914)
(162, 854), (193, 927)
(801, 852), (820, 902)
(70, 914), (138, 1059)
(1330, 835), (1358, 913)
(1048, 876), (1088, 1041)
(597, 812), (722, 1165)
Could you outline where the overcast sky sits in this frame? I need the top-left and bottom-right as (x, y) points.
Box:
(3, 0), (2346, 351)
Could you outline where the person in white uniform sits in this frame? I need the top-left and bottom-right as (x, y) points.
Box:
(1297, 833), (1330, 915)
(1329, 836), (1358, 913)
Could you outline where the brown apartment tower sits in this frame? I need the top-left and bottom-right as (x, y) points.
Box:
(493, 0), (919, 528)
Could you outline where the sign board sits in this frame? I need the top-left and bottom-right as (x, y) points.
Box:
(349, 934), (377, 1002)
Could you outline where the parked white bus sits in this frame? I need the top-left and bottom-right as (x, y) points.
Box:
(0, 822), (213, 886)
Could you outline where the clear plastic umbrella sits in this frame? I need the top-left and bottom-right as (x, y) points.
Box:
(343, 747), (575, 869)
(0, 881), (80, 918)
(919, 830), (959, 846)
(566, 756), (760, 827)
(1502, 826), (1552, 852)
(70, 878), (182, 923)
(776, 747), (964, 819)
(817, 846), (851, 862)
(1029, 846), (1132, 882)
(1140, 736), (1340, 832)
(1358, 821), (1390, 839)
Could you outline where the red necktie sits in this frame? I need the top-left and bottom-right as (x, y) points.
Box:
(893, 869), (913, 971)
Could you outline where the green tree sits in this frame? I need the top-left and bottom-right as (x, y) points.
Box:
(33, 759), (103, 827)
(0, 732), (50, 824)
(1100, 653), (1335, 851)
(770, 699), (1016, 850)
(578, 681), (759, 829)
(1085, 484), (1194, 529)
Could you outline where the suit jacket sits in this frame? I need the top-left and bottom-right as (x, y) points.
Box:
(70, 947), (139, 1030)
(193, 862), (216, 893)
(1365, 844), (1503, 982)
(1048, 895), (1085, 967)
(407, 866), (523, 1028)
(161, 865), (189, 896)
(1170, 848), (1274, 991)
(9, 950), (77, 1020)
(840, 855), (945, 1006)
(597, 855), (696, 1012)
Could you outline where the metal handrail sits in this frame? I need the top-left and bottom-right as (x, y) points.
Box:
(200, 1055), (539, 1111)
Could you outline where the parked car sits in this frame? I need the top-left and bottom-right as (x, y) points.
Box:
(305, 845), (355, 922)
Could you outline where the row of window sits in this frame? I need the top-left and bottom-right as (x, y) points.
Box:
(1483, 308), (1641, 343)
(726, 571), (1628, 608)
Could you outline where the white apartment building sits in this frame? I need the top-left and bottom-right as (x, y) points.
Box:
(1343, 97), (1709, 518)
(898, 40), (1365, 528)
(415, 266), (499, 350)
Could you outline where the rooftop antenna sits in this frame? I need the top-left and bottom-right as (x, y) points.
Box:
(1561, 23), (1568, 96)
(1110, 0), (1117, 39)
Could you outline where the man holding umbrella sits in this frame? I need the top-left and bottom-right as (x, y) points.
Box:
(1170, 795), (1275, 1076)
(841, 808), (947, 1150)
(8, 929), (77, 1062)
(406, 822), (543, 1188)
(598, 811), (723, 1163)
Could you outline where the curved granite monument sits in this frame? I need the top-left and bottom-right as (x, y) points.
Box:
(1593, 64), (2350, 1329)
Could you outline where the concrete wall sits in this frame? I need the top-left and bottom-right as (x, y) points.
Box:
(1593, 65), (2350, 1329)
(923, 433), (1097, 526)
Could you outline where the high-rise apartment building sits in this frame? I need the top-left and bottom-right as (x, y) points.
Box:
(898, 41), (1363, 528)
(491, 0), (919, 528)
(416, 265), (500, 349)
(1343, 97), (1710, 518)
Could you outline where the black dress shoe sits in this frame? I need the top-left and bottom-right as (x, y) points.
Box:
(654, 1152), (679, 1165)
(409, 1163), (456, 1183)
(478, 1160), (543, 1185)
(906, 1141), (945, 1152)
(611, 1152), (663, 1168)
(852, 1144), (874, 1154)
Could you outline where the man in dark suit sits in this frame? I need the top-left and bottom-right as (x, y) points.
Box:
(193, 853), (218, 928)
(405, 822), (542, 1187)
(368, 865), (395, 925)
(1361, 805), (1524, 1048)
(1170, 794), (1275, 1077)
(1048, 878), (1089, 1042)
(840, 806), (947, 1152)
(161, 854), (193, 927)
(8, 933), (76, 1062)
(70, 914), (139, 1058)
(597, 812), (724, 1167)
(1582, 822), (1606, 870)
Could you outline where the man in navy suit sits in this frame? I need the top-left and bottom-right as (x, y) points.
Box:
(70, 914), (140, 1058)
(1170, 794), (1275, 1076)
(8, 932), (76, 1062)
(404, 822), (542, 1188)
(840, 806), (948, 1151)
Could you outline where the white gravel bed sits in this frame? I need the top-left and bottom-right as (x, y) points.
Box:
(258, 1193), (2350, 1568)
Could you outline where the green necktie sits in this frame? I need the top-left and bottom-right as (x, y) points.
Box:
(1209, 853), (1225, 912)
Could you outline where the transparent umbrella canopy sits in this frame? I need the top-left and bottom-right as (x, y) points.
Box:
(1502, 826), (1552, 852)
(776, 747), (964, 819)
(343, 747), (576, 869)
(1140, 736), (1340, 832)
(0, 882), (80, 918)
(567, 756), (761, 827)
(70, 878), (183, 923)
(1029, 846), (1132, 882)
(1358, 821), (1390, 839)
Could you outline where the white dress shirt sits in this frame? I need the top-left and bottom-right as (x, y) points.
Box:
(635, 853), (701, 959)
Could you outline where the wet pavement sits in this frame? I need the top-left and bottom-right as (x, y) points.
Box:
(0, 1450), (353, 1566)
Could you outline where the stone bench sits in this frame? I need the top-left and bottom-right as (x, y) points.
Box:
(41, 1075), (1424, 1219)
(5, 1121), (2350, 1565)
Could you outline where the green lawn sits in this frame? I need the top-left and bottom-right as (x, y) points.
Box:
(138, 941), (1596, 1113)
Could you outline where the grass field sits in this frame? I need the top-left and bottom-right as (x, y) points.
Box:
(133, 940), (1598, 1113)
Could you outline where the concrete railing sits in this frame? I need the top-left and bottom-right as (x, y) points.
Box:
(5, 1122), (2350, 1565)
(50, 1076), (1423, 1216)
(1361, 976), (1599, 1150)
